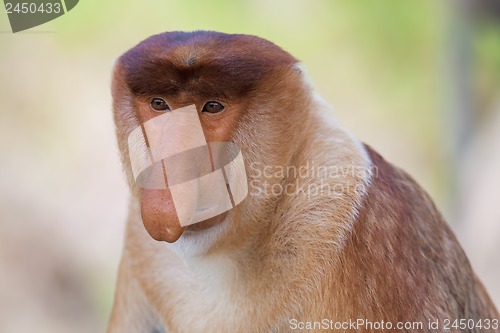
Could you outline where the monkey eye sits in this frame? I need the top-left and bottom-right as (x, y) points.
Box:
(150, 98), (170, 112)
(202, 101), (225, 113)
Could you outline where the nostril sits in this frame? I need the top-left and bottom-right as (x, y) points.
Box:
(140, 189), (185, 243)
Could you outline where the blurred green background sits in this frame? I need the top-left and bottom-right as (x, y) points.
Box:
(1, 1), (499, 332)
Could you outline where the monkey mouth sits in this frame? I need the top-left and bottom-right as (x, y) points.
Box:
(185, 211), (228, 232)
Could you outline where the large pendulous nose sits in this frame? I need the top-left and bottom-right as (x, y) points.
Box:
(140, 189), (185, 243)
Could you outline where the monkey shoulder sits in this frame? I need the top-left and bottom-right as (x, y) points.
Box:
(335, 144), (497, 321)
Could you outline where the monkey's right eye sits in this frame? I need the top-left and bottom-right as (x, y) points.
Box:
(150, 98), (170, 112)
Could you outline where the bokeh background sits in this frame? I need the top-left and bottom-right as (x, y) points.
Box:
(1, 0), (499, 332)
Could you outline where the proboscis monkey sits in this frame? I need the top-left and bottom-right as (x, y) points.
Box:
(107, 31), (499, 333)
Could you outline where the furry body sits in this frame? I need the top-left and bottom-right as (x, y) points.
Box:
(108, 31), (499, 333)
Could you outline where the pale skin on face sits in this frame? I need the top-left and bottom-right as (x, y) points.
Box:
(135, 94), (245, 242)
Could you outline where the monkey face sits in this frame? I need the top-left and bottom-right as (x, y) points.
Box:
(112, 31), (300, 243)
(127, 102), (247, 242)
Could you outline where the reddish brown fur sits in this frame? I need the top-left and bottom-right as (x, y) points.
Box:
(108, 31), (499, 333)
(120, 31), (297, 99)
(328, 146), (499, 331)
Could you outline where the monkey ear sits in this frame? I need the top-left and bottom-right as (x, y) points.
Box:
(292, 63), (304, 75)
(111, 57), (120, 72)
(293, 62), (316, 91)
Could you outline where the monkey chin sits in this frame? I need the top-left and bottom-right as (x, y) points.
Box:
(142, 205), (229, 246)
(165, 212), (231, 257)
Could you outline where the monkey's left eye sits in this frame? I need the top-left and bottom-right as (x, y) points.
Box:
(150, 98), (170, 111)
(202, 101), (225, 113)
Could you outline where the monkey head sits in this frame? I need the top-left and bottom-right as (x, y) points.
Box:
(112, 31), (317, 248)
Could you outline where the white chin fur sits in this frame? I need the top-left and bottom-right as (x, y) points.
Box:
(163, 217), (230, 257)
